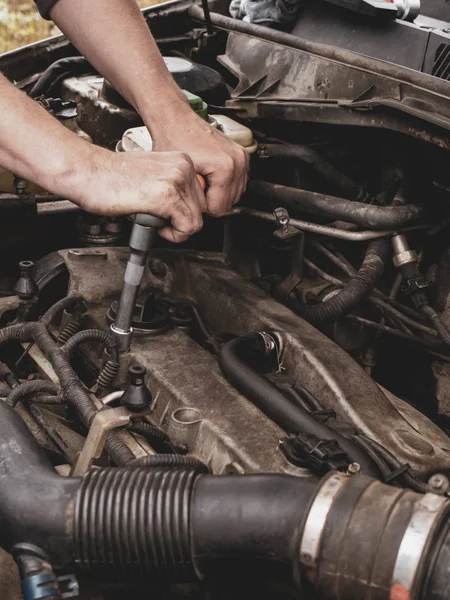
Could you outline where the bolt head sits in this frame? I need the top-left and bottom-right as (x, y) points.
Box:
(428, 474), (449, 494)
(347, 462), (361, 475)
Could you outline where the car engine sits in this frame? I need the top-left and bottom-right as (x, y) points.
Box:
(3, 1), (450, 599)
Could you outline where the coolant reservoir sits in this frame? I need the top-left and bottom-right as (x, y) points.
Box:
(117, 88), (256, 154)
(117, 114), (257, 154)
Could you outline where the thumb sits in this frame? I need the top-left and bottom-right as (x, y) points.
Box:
(159, 226), (190, 244)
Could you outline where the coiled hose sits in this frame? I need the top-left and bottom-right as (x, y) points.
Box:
(295, 239), (390, 323)
(128, 454), (209, 472)
(57, 320), (80, 345)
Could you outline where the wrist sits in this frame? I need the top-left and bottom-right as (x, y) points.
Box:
(41, 140), (108, 207)
(138, 92), (199, 141)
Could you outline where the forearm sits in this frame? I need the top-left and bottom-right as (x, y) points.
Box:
(0, 73), (204, 234)
(50, 0), (196, 140)
(0, 73), (97, 201)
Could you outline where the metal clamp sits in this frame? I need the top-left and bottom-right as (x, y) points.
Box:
(299, 472), (349, 569)
(392, 492), (450, 599)
(71, 405), (150, 476)
(22, 574), (61, 600)
(57, 574), (79, 599)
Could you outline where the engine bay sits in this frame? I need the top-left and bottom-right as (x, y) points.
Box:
(3, 1), (450, 599)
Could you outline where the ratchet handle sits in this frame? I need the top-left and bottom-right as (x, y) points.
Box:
(134, 174), (206, 229)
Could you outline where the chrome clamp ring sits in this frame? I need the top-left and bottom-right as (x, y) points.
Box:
(392, 492), (450, 599)
(299, 472), (349, 569)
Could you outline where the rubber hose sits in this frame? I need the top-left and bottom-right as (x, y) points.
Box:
(128, 421), (176, 452)
(246, 180), (422, 229)
(295, 239), (390, 323)
(1, 399), (449, 599)
(357, 435), (428, 494)
(62, 328), (119, 362)
(40, 296), (81, 328)
(262, 144), (364, 200)
(0, 321), (36, 345)
(218, 333), (380, 477)
(128, 454), (209, 473)
(19, 321), (133, 466)
(0, 308), (132, 466)
(74, 467), (200, 578)
(6, 380), (59, 408)
(30, 57), (93, 98)
(0, 402), (80, 564)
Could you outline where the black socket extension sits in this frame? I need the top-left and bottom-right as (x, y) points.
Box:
(14, 261), (38, 300)
(121, 365), (152, 412)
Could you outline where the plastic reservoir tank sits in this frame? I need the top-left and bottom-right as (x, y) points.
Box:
(117, 90), (257, 155)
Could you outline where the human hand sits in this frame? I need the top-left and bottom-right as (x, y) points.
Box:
(74, 148), (206, 243)
(151, 112), (249, 217)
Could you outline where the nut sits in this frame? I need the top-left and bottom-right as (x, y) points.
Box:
(393, 250), (417, 268)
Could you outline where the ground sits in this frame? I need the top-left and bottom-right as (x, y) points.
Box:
(0, 0), (156, 53)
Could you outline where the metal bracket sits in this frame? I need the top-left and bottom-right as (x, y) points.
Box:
(71, 405), (150, 476)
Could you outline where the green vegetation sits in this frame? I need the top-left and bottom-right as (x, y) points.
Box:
(0, 0), (153, 54)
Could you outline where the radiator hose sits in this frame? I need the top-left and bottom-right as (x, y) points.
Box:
(1, 401), (450, 599)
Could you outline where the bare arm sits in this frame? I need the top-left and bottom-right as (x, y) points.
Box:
(50, 0), (249, 216)
(0, 73), (204, 242)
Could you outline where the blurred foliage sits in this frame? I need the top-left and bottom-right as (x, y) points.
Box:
(0, 0), (156, 54)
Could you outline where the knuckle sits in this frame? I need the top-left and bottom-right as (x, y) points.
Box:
(175, 152), (194, 172)
(171, 167), (186, 185)
(221, 155), (235, 175)
(170, 195), (188, 216)
(239, 149), (249, 169)
(186, 223), (198, 235)
(208, 202), (227, 217)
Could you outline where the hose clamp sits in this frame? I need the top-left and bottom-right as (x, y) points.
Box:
(22, 574), (61, 600)
(299, 472), (349, 570)
(258, 331), (277, 354)
(391, 492), (450, 599)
